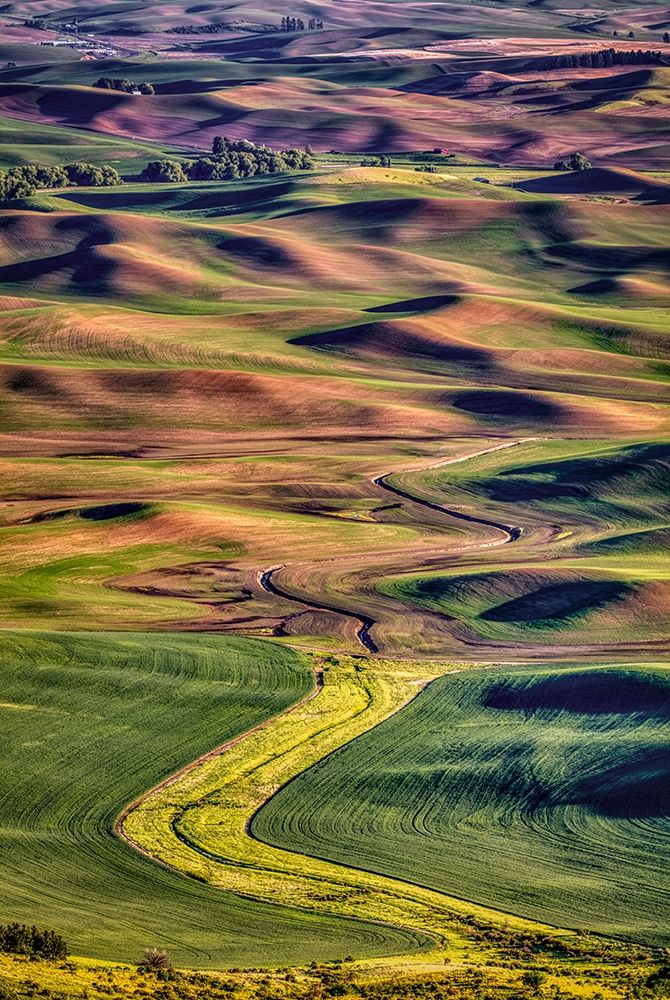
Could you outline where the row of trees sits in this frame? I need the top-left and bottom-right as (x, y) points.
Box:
(141, 138), (313, 183)
(280, 16), (324, 30)
(0, 137), (313, 201)
(0, 161), (122, 201)
(94, 77), (155, 94)
(166, 19), (277, 34)
(167, 22), (232, 33)
(541, 47), (663, 69)
(0, 923), (68, 960)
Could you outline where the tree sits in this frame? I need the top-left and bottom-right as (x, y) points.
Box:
(187, 139), (314, 184)
(140, 159), (187, 183)
(553, 151), (592, 171)
(0, 170), (35, 202)
(36, 164), (69, 188)
(13, 164), (68, 189)
(281, 147), (312, 170)
(138, 947), (171, 971)
(664, 31), (670, 43)
(212, 135), (257, 156)
(138, 82), (155, 94)
(628, 30), (635, 37)
(65, 162), (122, 186)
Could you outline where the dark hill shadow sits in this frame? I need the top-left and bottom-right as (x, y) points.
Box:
(452, 389), (559, 421)
(479, 442), (670, 503)
(292, 322), (493, 370)
(479, 579), (632, 624)
(484, 669), (670, 717)
(567, 748), (670, 818)
(366, 294), (459, 313)
(29, 502), (150, 523)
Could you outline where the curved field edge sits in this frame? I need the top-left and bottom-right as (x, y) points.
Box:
(0, 630), (425, 967)
(123, 651), (590, 974)
(253, 661), (670, 945)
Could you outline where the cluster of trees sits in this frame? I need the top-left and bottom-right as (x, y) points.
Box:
(168, 22), (231, 33)
(553, 151), (592, 171)
(0, 169), (38, 202)
(64, 162), (122, 186)
(0, 161), (123, 202)
(141, 138), (313, 183)
(166, 20), (276, 34)
(541, 47), (663, 69)
(93, 77), (155, 94)
(0, 924), (68, 961)
(22, 18), (49, 29)
(360, 155), (393, 167)
(280, 15), (324, 30)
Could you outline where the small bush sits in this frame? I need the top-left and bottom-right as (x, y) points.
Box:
(137, 947), (171, 971)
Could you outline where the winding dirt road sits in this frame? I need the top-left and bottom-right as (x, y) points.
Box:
(260, 567), (378, 652)
(260, 439), (530, 654)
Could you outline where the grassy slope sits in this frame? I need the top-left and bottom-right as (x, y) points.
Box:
(0, 630), (424, 966)
(253, 662), (670, 944)
(0, 115), (188, 173)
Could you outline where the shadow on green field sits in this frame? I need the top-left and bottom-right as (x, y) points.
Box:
(254, 664), (670, 942)
(479, 579), (632, 623)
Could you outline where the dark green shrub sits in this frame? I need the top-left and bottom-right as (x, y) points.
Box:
(0, 923), (68, 960)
